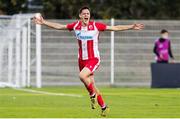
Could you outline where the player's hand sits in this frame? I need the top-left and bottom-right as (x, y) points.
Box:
(132, 24), (144, 30)
(160, 54), (164, 60)
(33, 13), (44, 25)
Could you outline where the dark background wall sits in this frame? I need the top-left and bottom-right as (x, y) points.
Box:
(0, 0), (180, 19)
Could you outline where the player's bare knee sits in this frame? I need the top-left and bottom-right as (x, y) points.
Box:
(90, 76), (95, 83)
(96, 90), (100, 95)
(79, 72), (86, 81)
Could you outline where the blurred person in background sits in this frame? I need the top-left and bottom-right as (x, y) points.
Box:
(153, 29), (174, 63)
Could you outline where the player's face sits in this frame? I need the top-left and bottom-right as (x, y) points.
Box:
(162, 32), (169, 39)
(79, 9), (90, 25)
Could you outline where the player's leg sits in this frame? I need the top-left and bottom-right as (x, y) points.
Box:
(79, 58), (109, 116)
(90, 74), (109, 116)
(90, 75), (107, 108)
(78, 59), (95, 97)
(88, 74), (98, 109)
(79, 67), (95, 97)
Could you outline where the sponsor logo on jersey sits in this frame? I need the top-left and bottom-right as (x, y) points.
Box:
(76, 32), (93, 40)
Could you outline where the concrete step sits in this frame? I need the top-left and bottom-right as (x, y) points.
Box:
(39, 36), (180, 43)
(32, 65), (150, 73)
(41, 29), (180, 38)
(41, 30), (111, 37)
(40, 48), (180, 56)
(40, 59), (155, 67)
(30, 75), (150, 84)
(40, 54), (155, 60)
(39, 43), (180, 49)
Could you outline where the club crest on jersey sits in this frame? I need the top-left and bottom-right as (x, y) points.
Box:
(88, 25), (93, 30)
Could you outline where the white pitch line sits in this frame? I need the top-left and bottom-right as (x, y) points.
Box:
(13, 88), (83, 98)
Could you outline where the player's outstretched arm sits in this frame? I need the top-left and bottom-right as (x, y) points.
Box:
(106, 24), (144, 31)
(33, 13), (67, 30)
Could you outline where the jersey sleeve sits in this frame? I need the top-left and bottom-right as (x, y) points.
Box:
(95, 22), (107, 31)
(66, 21), (77, 31)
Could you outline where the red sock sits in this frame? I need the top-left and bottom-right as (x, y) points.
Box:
(97, 95), (106, 108)
(87, 83), (95, 96)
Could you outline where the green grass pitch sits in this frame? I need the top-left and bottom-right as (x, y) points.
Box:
(0, 86), (180, 118)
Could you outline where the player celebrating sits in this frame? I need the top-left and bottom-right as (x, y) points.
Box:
(33, 6), (144, 117)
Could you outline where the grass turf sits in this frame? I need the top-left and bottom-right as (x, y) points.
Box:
(0, 86), (180, 118)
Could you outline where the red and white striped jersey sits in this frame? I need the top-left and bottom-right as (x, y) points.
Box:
(66, 20), (107, 60)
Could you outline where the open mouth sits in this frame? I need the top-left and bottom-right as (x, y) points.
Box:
(84, 18), (89, 21)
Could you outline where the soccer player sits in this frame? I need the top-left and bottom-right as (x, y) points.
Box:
(33, 6), (144, 116)
(153, 29), (174, 63)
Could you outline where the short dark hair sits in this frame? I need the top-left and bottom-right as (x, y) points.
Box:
(79, 6), (90, 14)
(161, 29), (168, 34)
